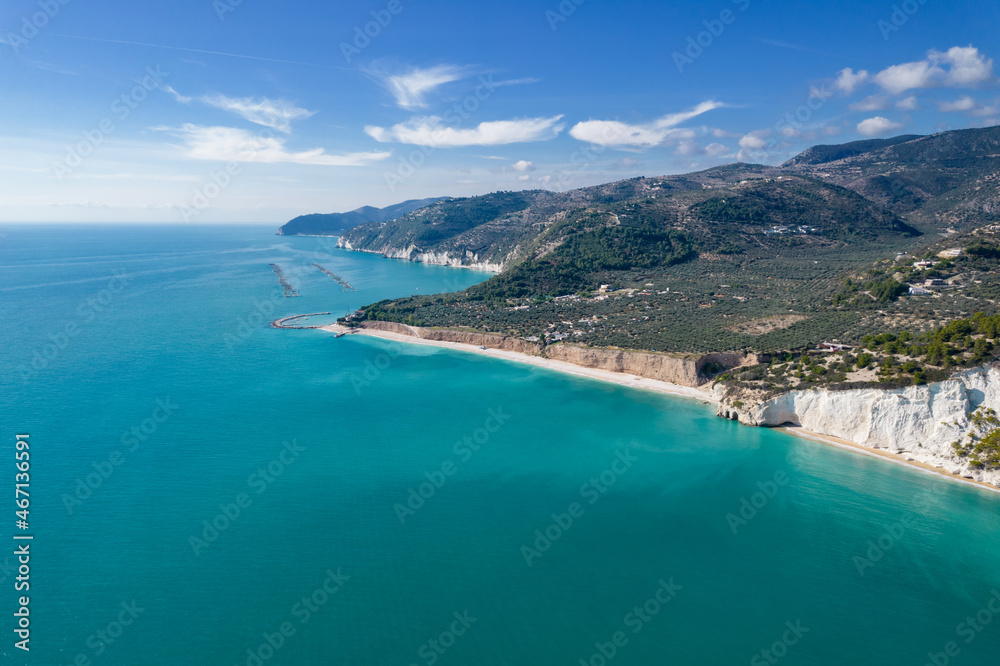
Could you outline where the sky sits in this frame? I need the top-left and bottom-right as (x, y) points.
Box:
(1, 0), (998, 223)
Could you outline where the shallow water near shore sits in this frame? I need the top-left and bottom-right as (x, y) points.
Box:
(1, 224), (999, 665)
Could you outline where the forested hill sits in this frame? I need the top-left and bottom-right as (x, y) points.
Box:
(336, 125), (999, 276)
(277, 197), (444, 236)
(335, 125), (1000, 357)
(781, 135), (923, 166)
(783, 124), (1000, 228)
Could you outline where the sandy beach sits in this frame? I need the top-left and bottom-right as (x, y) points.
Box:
(320, 324), (714, 403)
(321, 324), (1000, 495)
(777, 426), (1000, 495)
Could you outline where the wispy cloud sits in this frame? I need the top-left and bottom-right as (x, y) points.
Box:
(569, 101), (724, 147)
(163, 85), (192, 104)
(377, 64), (467, 109)
(164, 124), (390, 166)
(936, 95), (998, 117)
(938, 95), (978, 112)
(849, 95), (888, 112)
(200, 95), (315, 133)
(755, 38), (850, 60)
(365, 115), (564, 146)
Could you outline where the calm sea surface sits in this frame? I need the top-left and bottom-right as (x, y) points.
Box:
(1, 224), (998, 665)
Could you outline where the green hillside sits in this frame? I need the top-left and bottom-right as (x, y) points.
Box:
(338, 126), (1000, 357)
(277, 197), (444, 235)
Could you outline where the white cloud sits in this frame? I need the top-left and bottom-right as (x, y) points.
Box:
(736, 129), (772, 161)
(835, 68), (869, 94)
(895, 95), (920, 111)
(936, 95), (998, 117)
(568, 101), (724, 147)
(822, 124), (843, 136)
(674, 140), (703, 156)
(874, 46), (996, 94)
(705, 142), (730, 157)
(856, 116), (903, 137)
(849, 95), (888, 112)
(365, 115), (565, 146)
(165, 124), (390, 166)
(942, 46), (997, 86)
(201, 95), (315, 133)
(569, 122), (688, 147)
(738, 132), (768, 151)
(875, 61), (937, 95)
(380, 65), (465, 109)
(511, 160), (536, 172)
(938, 95), (978, 112)
(517, 174), (531, 181)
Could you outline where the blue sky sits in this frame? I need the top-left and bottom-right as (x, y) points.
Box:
(1, 0), (998, 223)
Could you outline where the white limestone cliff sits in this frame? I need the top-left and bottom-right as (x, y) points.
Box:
(716, 363), (1000, 486)
(336, 239), (503, 272)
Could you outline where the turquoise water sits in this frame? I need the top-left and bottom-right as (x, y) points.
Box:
(1, 225), (999, 665)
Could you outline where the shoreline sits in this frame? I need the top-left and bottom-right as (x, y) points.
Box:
(776, 426), (1000, 496)
(320, 324), (1000, 496)
(319, 324), (714, 403)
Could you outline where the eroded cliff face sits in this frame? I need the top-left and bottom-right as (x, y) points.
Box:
(356, 322), (751, 386)
(715, 364), (1000, 486)
(336, 239), (503, 272)
(543, 345), (706, 386)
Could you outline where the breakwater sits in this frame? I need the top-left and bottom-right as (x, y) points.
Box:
(312, 263), (355, 291)
(270, 312), (332, 329)
(269, 264), (300, 297)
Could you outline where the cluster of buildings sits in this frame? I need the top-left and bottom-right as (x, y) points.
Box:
(909, 278), (957, 295)
(764, 225), (818, 235)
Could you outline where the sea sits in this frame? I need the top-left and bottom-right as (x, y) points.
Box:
(1, 224), (998, 665)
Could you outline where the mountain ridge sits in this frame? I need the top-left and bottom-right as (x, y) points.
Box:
(277, 197), (445, 236)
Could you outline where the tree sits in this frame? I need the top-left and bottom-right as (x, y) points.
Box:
(954, 407), (1000, 469)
